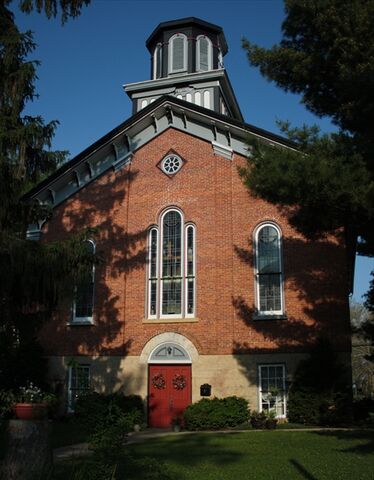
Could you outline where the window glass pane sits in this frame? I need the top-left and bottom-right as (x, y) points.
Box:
(150, 229), (158, 278)
(187, 279), (194, 314)
(156, 45), (162, 78)
(187, 226), (194, 276)
(258, 226), (280, 273)
(259, 274), (281, 311)
(259, 365), (286, 417)
(70, 366), (90, 409)
(162, 278), (182, 315)
(172, 36), (185, 71)
(150, 279), (157, 315)
(75, 241), (95, 318)
(199, 37), (209, 70)
(162, 211), (181, 277)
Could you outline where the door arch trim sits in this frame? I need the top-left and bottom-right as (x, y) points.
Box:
(140, 332), (199, 364)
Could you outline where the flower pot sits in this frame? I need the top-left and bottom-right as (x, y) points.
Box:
(14, 403), (47, 420)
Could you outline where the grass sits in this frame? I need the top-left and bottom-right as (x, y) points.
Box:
(51, 429), (374, 479)
(125, 430), (374, 480)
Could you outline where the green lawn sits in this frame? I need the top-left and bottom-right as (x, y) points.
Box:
(125, 430), (374, 480)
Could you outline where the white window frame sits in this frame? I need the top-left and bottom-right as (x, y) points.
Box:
(147, 227), (159, 319)
(185, 224), (196, 318)
(68, 364), (90, 412)
(147, 208), (196, 319)
(258, 364), (287, 418)
(168, 33), (187, 74)
(254, 223), (284, 316)
(153, 43), (162, 79)
(196, 35), (213, 71)
(72, 239), (96, 324)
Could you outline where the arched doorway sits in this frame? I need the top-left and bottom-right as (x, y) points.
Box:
(148, 342), (191, 428)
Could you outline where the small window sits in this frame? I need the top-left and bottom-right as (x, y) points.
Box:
(254, 224), (283, 315)
(153, 43), (163, 79)
(161, 154), (183, 175)
(258, 364), (286, 418)
(72, 240), (95, 323)
(68, 364), (90, 411)
(196, 35), (212, 71)
(169, 33), (187, 73)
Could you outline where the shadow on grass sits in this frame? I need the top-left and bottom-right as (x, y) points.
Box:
(129, 432), (244, 469)
(289, 459), (317, 480)
(313, 430), (374, 455)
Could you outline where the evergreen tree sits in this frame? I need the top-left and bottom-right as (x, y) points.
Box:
(0, 0), (91, 390)
(241, 0), (374, 308)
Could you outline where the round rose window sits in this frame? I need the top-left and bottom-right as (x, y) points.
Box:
(161, 155), (182, 175)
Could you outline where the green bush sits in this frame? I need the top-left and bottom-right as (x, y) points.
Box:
(75, 392), (144, 432)
(287, 337), (352, 426)
(183, 396), (249, 430)
(352, 397), (374, 422)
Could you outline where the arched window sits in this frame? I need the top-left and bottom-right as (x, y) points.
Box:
(196, 35), (212, 71)
(153, 43), (162, 79)
(254, 224), (283, 315)
(73, 239), (95, 323)
(147, 209), (196, 319)
(169, 33), (187, 74)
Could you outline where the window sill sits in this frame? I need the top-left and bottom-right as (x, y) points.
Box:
(68, 319), (94, 326)
(142, 317), (199, 324)
(252, 313), (287, 321)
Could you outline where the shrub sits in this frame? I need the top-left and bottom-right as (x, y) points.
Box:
(0, 390), (15, 426)
(183, 396), (249, 430)
(249, 410), (267, 429)
(352, 397), (374, 422)
(287, 337), (352, 426)
(75, 392), (145, 432)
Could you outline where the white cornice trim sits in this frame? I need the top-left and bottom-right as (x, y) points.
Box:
(212, 141), (233, 160)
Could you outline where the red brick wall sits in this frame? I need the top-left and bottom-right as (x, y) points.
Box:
(39, 128), (351, 356)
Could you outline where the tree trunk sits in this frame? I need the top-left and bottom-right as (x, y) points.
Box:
(2, 419), (52, 480)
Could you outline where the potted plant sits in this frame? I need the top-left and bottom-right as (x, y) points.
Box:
(13, 382), (52, 420)
(250, 410), (267, 429)
(265, 409), (278, 429)
(171, 415), (183, 432)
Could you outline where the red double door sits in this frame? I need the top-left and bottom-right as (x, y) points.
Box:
(148, 364), (191, 428)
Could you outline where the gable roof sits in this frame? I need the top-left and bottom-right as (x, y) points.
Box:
(25, 94), (297, 241)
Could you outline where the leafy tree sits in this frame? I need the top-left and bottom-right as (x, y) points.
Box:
(0, 0), (91, 390)
(241, 0), (374, 308)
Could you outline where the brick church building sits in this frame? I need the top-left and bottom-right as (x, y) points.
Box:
(27, 18), (352, 427)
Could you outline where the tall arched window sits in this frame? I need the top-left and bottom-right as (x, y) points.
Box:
(196, 35), (212, 71)
(73, 239), (95, 323)
(254, 224), (283, 315)
(153, 43), (162, 79)
(169, 33), (187, 74)
(147, 209), (196, 319)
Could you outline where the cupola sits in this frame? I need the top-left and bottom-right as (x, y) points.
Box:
(146, 17), (228, 79)
(124, 17), (243, 121)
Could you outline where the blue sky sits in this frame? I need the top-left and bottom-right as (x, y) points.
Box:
(14, 0), (373, 301)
